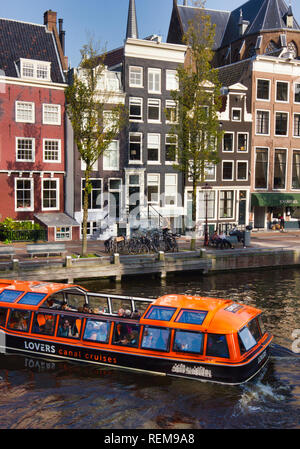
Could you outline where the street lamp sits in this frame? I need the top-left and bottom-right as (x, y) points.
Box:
(202, 183), (212, 247)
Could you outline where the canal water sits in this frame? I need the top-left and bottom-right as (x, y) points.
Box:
(0, 267), (299, 429)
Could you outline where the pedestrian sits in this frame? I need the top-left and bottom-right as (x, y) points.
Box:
(279, 215), (285, 232)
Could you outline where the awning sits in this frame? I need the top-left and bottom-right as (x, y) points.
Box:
(34, 213), (80, 227)
(251, 193), (300, 208)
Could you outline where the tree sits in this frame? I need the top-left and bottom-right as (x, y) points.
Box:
(170, 0), (223, 250)
(65, 41), (126, 257)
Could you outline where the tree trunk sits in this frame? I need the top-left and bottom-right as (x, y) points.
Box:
(81, 170), (90, 257)
(190, 180), (197, 251)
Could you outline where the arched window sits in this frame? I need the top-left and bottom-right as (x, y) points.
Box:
(288, 41), (298, 58)
(265, 40), (279, 55)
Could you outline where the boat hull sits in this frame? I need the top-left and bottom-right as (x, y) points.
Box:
(1, 331), (272, 385)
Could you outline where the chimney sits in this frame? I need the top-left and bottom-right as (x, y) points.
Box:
(286, 3), (294, 28)
(44, 10), (57, 32)
(238, 10), (249, 36)
(59, 18), (65, 55)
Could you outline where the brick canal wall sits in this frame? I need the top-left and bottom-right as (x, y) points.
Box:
(0, 247), (300, 283)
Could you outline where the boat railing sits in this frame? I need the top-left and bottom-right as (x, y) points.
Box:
(85, 292), (154, 316)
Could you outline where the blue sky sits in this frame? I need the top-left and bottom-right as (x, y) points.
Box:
(1, 0), (299, 67)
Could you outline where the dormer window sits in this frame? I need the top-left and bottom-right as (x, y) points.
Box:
(19, 58), (51, 81)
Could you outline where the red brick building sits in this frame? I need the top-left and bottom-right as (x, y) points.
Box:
(0, 11), (80, 240)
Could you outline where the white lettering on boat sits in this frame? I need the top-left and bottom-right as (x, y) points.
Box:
(257, 350), (267, 364)
(24, 341), (56, 354)
(171, 363), (212, 378)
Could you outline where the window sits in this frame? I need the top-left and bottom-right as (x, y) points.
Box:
(222, 161), (234, 181)
(294, 83), (300, 103)
(292, 150), (300, 189)
(148, 68), (161, 93)
(275, 112), (288, 136)
(113, 322), (140, 347)
(273, 149), (286, 189)
(204, 163), (216, 182)
(18, 292), (46, 305)
(276, 81), (289, 102)
(16, 138), (35, 162)
(20, 58), (51, 81)
(232, 108), (241, 121)
(15, 101), (35, 123)
(148, 98), (160, 122)
(198, 190), (215, 219)
(176, 309), (207, 325)
(165, 135), (177, 163)
(81, 157), (98, 172)
(237, 161), (248, 181)
(129, 66), (143, 87)
(294, 114), (300, 137)
(56, 226), (71, 240)
(7, 310), (31, 332)
(32, 313), (56, 335)
(81, 179), (102, 210)
(129, 133), (142, 162)
(257, 79), (270, 100)
(43, 139), (61, 162)
(255, 148), (268, 189)
(0, 290), (24, 303)
(206, 334), (229, 358)
(223, 133), (234, 152)
(173, 330), (204, 354)
(129, 97), (143, 121)
(165, 174), (177, 206)
(165, 100), (177, 123)
(220, 190), (233, 218)
(237, 133), (248, 152)
(84, 319), (111, 343)
(166, 70), (179, 90)
(147, 174), (159, 204)
(141, 326), (170, 351)
(147, 134), (160, 163)
(57, 315), (81, 339)
(103, 140), (119, 170)
(128, 174), (141, 215)
(42, 179), (59, 210)
(42, 104), (61, 125)
(256, 110), (270, 134)
(0, 308), (7, 327)
(15, 178), (33, 211)
(238, 325), (257, 354)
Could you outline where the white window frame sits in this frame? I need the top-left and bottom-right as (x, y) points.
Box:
(256, 78), (271, 101)
(293, 113), (300, 138)
(129, 97), (143, 122)
(147, 133), (160, 165)
(14, 177), (34, 212)
(129, 132), (143, 164)
(273, 148), (287, 190)
(81, 178), (102, 211)
(204, 162), (216, 182)
(165, 99), (178, 124)
(103, 140), (119, 171)
(42, 104), (61, 125)
(147, 173), (160, 205)
(222, 160), (234, 181)
(255, 109), (270, 136)
(236, 160), (248, 181)
(43, 139), (61, 163)
(15, 101), (35, 123)
(129, 66), (143, 88)
(164, 173), (177, 206)
(237, 132), (249, 152)
(291, 149), (300, 190)
(275, 80), (289, 103)
(165, 134), (177, 164)
(148, 68), (161, 94)
(148, 98), (161, 123)
(254, 147), (269, 190)
(20, 58), (51, 81)
(55, 226), (72, 241)
(222, 132), (234, 152)
(41, 178), (59, 211)
(166, 70), (179, 91)
(274, 111), (289, 137)
(232, 108), (242, 122)
(16, 137), (35, 162)
(294, 82), (300, 104)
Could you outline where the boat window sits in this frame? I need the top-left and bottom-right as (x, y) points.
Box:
(111, 298), (132, 315)
(56, 315), (82, 339)
(206, 334), (230, 358)
(32, 313), (56, 336)
(18, 292), (47, 306)
(248, 317), (262, 341)
(258, 315), (266, 336)
(175, 309), (207, 325)
(87, 295), (109, 313)
(0, 308), (8, 327)
(132, 301), (152, 318)
(0, 290), (24, 303)
(64, 293), (86, 310)
(141, 326), (170, 352)
(112, 322), (140, 347)
(238, 326), (257, 354)
(83, 319), (111, 344)
(45, 293), (65, 309)
(7, 310), (31, 332)
(173, 330), (204, 354)
(144, 306), (176, 321)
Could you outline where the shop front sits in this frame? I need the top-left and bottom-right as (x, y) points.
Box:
(251, 193), (300, 230)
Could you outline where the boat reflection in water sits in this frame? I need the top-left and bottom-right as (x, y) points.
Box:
(0, 279), (273, 385)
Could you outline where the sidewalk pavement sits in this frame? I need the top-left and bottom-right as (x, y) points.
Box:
(3, 229), (300, 260)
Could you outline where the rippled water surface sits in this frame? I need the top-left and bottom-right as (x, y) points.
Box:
(0, 268), (299, 429)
